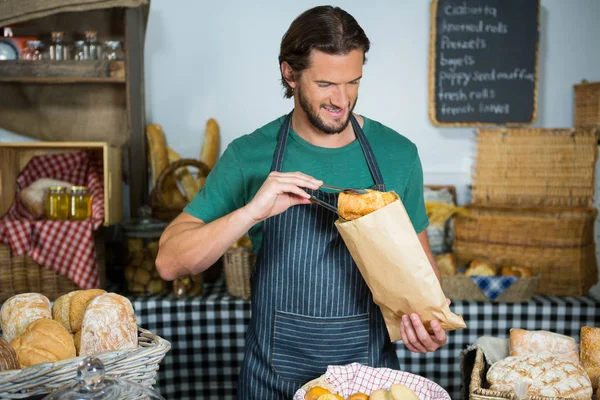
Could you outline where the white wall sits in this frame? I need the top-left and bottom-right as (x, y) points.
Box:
(144, 0), (600, 206)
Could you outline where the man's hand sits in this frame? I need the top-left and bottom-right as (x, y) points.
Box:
(400, 299), (450, 353)
(244, 172), (322, 222)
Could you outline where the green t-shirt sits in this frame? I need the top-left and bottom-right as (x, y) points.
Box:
(184, 115), (429, 254)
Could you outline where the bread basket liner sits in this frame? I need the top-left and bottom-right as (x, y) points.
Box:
(0, 327), (170, 398)
(293, 362), (452, 400)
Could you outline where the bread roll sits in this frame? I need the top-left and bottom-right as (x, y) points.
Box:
(20, 178), (73, 218)
(510, 328), (579, 363)
(487, 352), (592, 398)
(581, 326), (600, 390)
(1, 293), (52, 343)
(501, 265), (533, 278)
(369, 389), (392, 400)
(0, 337), (18, 371)
(52, 290), (80, 333)
(390, 384), (419, 400)
(436, 253), (457, 276)
(465, 259), (496, 276)
(79, 293), (138, 357)
(10, 318), (76, 368)
(73, 330), (81, 356)
(338, 190), (399, 221)
(69, 289), (106, 333)
(347, 394), (369, 400)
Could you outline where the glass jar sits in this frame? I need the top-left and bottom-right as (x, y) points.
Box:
(22, 40), (45, 61)
(102, 40), (124, 61)
(46, 186), (70, 220)
(49, 31), (69, 60)
(72, 40), (88, 61)
(84, 30), (102, 60)
(69, 186), (92, 221)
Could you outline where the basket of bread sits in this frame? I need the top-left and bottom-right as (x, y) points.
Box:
(469, 327), (600, 399)
(0, 290), (170, 398)
(293, 363), (451, 400)
(437, 254), (540, 302)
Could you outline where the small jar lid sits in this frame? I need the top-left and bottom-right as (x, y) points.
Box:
(48, 186), (67, 193)
(71, 186), (88, 192)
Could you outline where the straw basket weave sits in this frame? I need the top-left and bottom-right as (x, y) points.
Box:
(441, 275), (539, 303)
(574, 80), (600, 128)
(0, 327), (170, 399)
(0, 233), (105, 303)
(223, 246), (254, 300)
(453, 205), (598, 296)
(472, 128), (598, 207)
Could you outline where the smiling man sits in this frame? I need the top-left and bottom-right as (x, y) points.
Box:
(156, 5), (446, 399)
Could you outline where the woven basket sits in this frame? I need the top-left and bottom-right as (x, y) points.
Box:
(223, 246), (254, 300)
(0, 233), (105, 303)
(0, 327), (170, 399)
(150, 158), (211, 222)
(453, 205), (598, 296)
(574, 80), (600, 128)
(441, 275), (539, 303)
(472, 128), (598, 207)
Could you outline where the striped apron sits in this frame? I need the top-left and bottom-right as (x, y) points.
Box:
(237, 112), (399, 399)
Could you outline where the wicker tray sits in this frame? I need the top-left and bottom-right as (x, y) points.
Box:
(0, 327), (170, 399)
(222, 246), (254, 300)
(442, 275), (539, 303)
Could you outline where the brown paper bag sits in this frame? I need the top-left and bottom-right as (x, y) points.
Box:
(335, 196), (466, 342)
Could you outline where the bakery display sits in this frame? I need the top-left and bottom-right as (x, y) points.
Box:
(337, 190), (398, 221)
(1, 293), (52, 343)
(509, 328), (579, 363)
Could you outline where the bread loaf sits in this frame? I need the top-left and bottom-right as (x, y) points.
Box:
(20, 178), (73, 218)
(10, 318), (76, 368)
(338, 190), (398, 221)
(69, 289), (106, 332)
(581, 326), (600, 389)
(73, 330), (81, 356)
(509, 328), (579, 363)
(52, 290), (80, 333)
(465, 259), (496, 276)
(501, 265), (533, 278)
(0, 337), (18, 371)
(200, 118), (220, 169)
(487, 352), (592, 398)
(436, 253), (457, 276)
(79, 293), (138, 357)
(1, 293), (52, 343)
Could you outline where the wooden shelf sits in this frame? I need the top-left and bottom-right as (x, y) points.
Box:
(0, 60), (125, 83)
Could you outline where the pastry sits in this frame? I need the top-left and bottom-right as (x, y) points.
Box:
(10, 318), (76, 368)
(465, 259), (496, 276)
(347, 394), (369, 400)
(338, 190), (398, 221)
(390, 384), (419, 400)
(510, 328), (579, 363)
(1, 293), (52, 343)
(501, 265), (533, 278)
(436, 253), (457, 276)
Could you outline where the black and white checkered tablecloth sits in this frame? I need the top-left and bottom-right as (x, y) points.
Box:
(131, 279), (600, 400)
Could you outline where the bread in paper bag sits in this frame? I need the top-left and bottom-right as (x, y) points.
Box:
(335, 191), (466, 341)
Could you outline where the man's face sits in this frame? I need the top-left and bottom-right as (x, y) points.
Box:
(294, 49), (363, 135)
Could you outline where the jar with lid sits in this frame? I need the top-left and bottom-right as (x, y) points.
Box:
(22, 40), (45, 61)
(122, 206), (171, 296)
(46, 186), (70, 220)
(72, 40), (89, 60)
(102, 40), (124, 61)
(49, 31), (69, 60)
(84, 30), (102, 60)
(42, 357), (166, 400)
(69, 186), (92, 221)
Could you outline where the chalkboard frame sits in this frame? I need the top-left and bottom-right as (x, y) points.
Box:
(428, 0), (540, 127)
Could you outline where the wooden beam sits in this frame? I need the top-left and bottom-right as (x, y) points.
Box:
(0, 60), (125, 83)
(125, 5), (148, 218)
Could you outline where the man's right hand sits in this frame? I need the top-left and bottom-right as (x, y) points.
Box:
(244, 171), (322, 222)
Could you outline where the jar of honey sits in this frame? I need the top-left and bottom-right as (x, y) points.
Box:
(46, 186), (70, 220)
(69, 186), (92, 221)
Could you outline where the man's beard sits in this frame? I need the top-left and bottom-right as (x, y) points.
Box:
(297, 85), (357, 135)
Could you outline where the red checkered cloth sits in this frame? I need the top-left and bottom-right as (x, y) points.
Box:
(0, 151), (105, 289)
(293, 363), (452, 400)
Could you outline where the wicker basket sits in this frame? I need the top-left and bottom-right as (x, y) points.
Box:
(442, 275), (539, 303)
(150, 158), (211, 222)
(0, 327), (170, 399)
(472, 128), (598, 207)
(0, 233), (105, 303)
(223, 246), (254, 300)
(574, 80), (600, 128)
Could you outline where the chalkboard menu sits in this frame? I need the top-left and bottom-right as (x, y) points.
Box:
(429, 0), (540, 126)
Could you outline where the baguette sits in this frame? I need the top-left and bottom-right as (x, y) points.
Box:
(167, 147), (199, 202)
(200, 118), (220, 169)
(146, 124), (170, 186)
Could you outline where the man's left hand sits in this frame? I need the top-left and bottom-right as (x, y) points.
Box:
(400, 313), (447, 353)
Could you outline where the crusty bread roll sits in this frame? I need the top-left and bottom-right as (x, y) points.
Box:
(346, 394), (369, 400)
(52, 290), (81, 333)
(487, 352), (592, 398)
(73, 330), (81, 356)
(0, 337), (18, 371)
(510, 328), (579, 363)
(69, 289), (106, 333)
(581, 326), (600, 390)
(465, 259), (496, 276)
(79, 293), (138, 357)
(390, 384), (419, 400)
(1, 293), (52, 343)
(338, 190), (398, 221)
(501, 265), (533, 278)
(19, 178), (73, 218)
(436, 253), (457, 276)
(10, 318), (76, 368)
